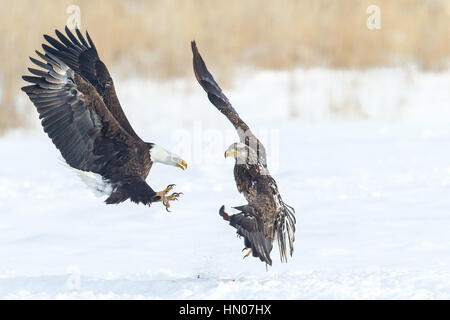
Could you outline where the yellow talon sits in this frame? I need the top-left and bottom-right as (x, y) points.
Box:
(156, 184), (174, 197)
(162, 193), (182, 211)
(166, 193), (181, 201)
(243, 248), (252, 259)
(155, 185), (182, 211)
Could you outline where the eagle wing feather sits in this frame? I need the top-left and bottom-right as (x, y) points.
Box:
(42, 27), (142, 141)
(191, 41), (267, 167)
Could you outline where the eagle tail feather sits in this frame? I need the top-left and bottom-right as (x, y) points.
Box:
(105, 178), (157, 206)
(276, 202), (296, 263)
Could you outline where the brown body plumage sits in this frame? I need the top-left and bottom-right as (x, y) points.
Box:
(192, 42), (296, 265)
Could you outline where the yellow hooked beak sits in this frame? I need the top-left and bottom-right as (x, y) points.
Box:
(224, 150), (238, 158)
(176, 159), (188, 170)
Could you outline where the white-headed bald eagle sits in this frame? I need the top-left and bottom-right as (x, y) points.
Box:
(22, 27), (187, 210)
(191, 42), (296, 265)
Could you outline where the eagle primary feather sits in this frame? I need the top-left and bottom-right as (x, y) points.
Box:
(191, 41), (267, 168)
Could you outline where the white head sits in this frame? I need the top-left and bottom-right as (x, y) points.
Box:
(224, 142), (259, 165)
(149, 144), (187, 170)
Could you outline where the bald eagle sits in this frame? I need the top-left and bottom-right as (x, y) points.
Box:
(21, 27), (187, 210)
(191, 42), (296, 265)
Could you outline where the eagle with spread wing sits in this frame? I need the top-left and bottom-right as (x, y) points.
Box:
(191, 41), (296, 265)
(22, 27), (187, 210)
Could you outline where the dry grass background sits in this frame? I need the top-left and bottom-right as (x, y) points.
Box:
(0, 0), (449, 132)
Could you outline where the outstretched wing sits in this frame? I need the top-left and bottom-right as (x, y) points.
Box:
(220, 205), (272, 265)
(22, 49), (145, 183)
(191, 41), (267, 167)
(41, 27), (141, 140)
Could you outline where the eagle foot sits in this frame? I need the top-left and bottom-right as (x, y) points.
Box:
(155, 184), (175, 199)
(162, 192), (183, 211)
(156, 185), (182, 211)
(161, 184), (175, 194)
(243, 248), (252, 259)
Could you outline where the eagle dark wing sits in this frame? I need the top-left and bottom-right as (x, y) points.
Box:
(191, 41), (267, 167)
(220, 205), (272, 265)
(41, 27), (141, 140)
(22, 50), (157, 205)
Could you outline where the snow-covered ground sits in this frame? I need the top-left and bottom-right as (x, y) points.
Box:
(1, 67), (450, 299)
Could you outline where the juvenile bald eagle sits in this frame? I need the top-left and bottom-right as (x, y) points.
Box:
(22, 27), (187, 210)
(191, 41), (296, 265)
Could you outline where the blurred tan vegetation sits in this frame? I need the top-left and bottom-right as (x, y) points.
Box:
(0, 0), (449, 132)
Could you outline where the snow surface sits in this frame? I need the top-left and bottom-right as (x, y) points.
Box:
(2, 67), (450, 299)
